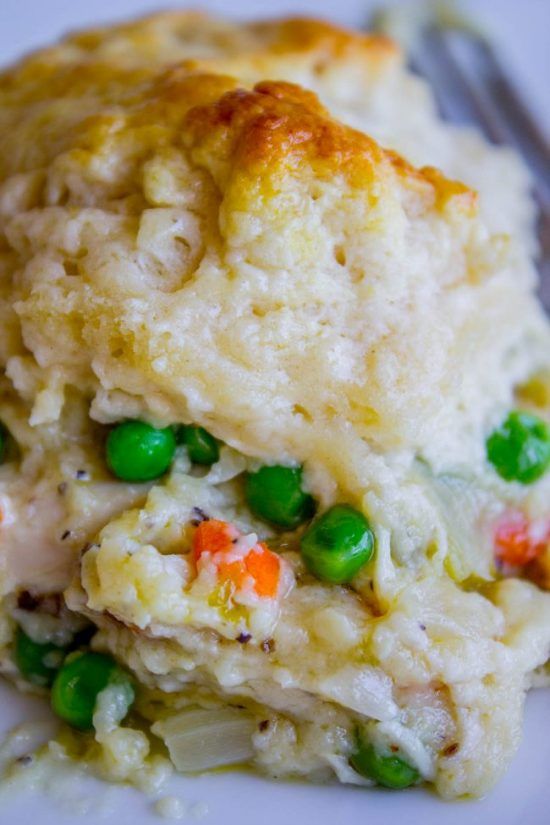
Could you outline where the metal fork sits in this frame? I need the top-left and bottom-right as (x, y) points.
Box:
(372, 13), (550, 309)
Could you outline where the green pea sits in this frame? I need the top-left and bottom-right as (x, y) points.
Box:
(300, 504), (374, 584)
(176, 425), (220, 465)
(14, 627), (67, 687)
(245, 465), (315, 529)
(106, 420), (176, 482)
(51, 652), (134, 731)
(350, 735), (419, 789)
(486, 410), (550, 484)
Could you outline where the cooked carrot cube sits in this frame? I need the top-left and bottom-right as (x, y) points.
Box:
(193, 519), (236, 560)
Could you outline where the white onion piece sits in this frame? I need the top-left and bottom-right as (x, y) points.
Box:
(421, 470), (494, 580)
(204, 447), (248, 484)
(152, 707), (256, 772)
(317, 666), (398, 720)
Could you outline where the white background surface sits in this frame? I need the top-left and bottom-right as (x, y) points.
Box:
(0, 1), (549, 824)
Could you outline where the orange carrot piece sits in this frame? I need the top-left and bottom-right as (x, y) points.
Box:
(193, 519), (281, 598)
(193, 519), (236, 561)
(495, 512), (548, 567)
(218, 559), (247, 591)
(245, 542), (280, 598)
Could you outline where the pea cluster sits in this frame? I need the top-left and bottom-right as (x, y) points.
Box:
(104, 406), (550, 491)
(14, 628), (134, 730)
(104, 419), (378, 584)
(105, 421), (220, 482)
(6, 403), (550, 759)
(245, 466), (375, 584)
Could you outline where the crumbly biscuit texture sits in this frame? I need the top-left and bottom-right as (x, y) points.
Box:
(0, 14), (546, 483)
(0, 13), (549, 802)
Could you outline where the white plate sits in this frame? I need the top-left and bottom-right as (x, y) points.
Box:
(0, 1), (548, 823)
(0, 678), (549, 825)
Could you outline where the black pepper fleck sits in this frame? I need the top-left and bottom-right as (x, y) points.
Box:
(16, 755), (33, 766)
(61, 530), (72, 541)
(191, 506), (209, 524)
(17, 591), (39, 611)
(17, 591), (62, 615)
(419, 623), (427, 631)
(80, 542), (99, 558)
(75, 469), (89, 480)
(237, 633), (252, 644)
(258, 720), (270, 732)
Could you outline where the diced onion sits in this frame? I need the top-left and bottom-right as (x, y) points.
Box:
(152, 707), (256, 772)
(204, 447), (248, 484)
(317, 666), (398, 720)
(420, 469), (493, 580)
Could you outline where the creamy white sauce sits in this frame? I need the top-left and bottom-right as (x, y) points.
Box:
(0, 477), (148, 594)
(0, 483), (71, 593)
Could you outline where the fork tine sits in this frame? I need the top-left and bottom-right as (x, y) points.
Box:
(434, 30), (550, 206)
(477, 38), (550, 176)
(410, 24), (550, 308)
(415, 26), (509, 144)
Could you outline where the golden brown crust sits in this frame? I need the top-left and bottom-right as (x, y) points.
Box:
(182, 80), (384, 187)
(1, 12), (398, 91)
(67, 12), (398, 67)
(0, 35), (475, 218)
(420, 165), (478, 214)
(180, 77), (475, 212)
(246, 16), (397, 62)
